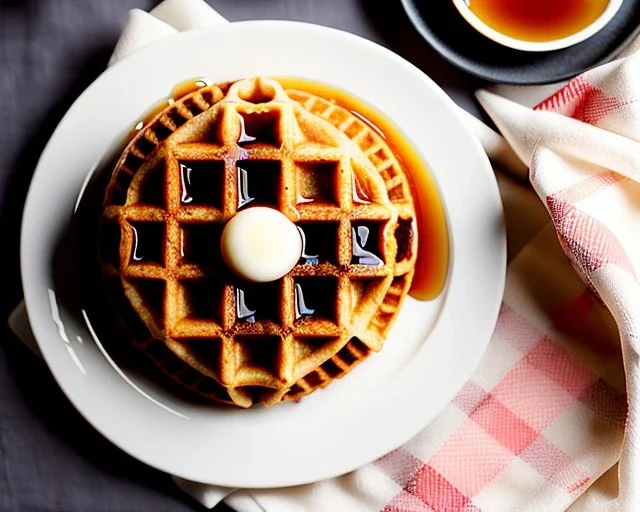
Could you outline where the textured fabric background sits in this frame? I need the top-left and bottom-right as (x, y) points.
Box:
(0, 1), (484, 511)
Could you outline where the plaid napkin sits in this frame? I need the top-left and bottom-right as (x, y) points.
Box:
(474, 42), (640, 510)
(10, 0), (638, 510)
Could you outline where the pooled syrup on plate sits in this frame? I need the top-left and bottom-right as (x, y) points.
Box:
(467, 0), (609, 42)
(131, 78), (214, 135)
(277, 77), (449, 300)
(171, 78), (214, 100)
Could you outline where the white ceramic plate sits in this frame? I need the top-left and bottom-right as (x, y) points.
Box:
(20, 21), (505, 488)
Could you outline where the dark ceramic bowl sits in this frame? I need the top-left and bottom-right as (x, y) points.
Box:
(401, 0), (640, 84)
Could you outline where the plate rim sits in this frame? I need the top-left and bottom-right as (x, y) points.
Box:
(20, 20), (506, 487)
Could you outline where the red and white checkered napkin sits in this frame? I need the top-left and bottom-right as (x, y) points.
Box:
(227, 33), (640, 512)
(475, 41), (640, 511)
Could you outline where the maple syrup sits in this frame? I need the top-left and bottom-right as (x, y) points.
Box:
(296, 223), (338, 266)
(467, 0), (609, 42)
(178, 161), (224, 207)
(294, 283), (316, 318)
(171, 78), (213, 100)
(234, 281), (279, 323)
(352, 174), (372, 205)
(276, 77), (449, 301)
(351, 225), (384, 267)
(235, 160), (281, 209)
(294, 277), (337, 321)
(127, 76), (449, 300)
(129, 222), (164, 264)
(130, 78), (214, 136)
(236, 287), (257, 323)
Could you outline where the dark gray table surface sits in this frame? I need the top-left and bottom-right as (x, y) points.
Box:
(0, 1), (488, 511)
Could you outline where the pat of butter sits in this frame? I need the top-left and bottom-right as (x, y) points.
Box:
(221, 207), (302, 282)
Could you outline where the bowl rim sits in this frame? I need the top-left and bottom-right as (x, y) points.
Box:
(451, 0), (624, 52)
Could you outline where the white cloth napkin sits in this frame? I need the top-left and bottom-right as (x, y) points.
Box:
(10, 0), (639, 510)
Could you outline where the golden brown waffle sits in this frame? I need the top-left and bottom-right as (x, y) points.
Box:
(99, 76), (418, 408)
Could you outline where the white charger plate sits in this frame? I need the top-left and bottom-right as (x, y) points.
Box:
(20, 21), (505, 488)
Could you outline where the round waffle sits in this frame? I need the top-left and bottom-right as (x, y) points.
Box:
(99, 76), (418, 408)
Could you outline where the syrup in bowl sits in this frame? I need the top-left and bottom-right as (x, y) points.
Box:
(453, 0), (622, 51)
